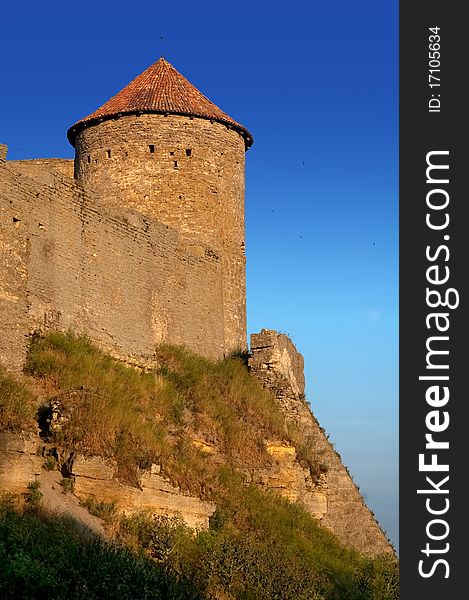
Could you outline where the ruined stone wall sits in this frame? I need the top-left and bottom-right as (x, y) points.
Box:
(0, 154), (225, 371)
(74, 114), (246, 353)
(249, 329), (393, 557)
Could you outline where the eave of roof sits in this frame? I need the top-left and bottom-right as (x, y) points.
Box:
(67, 58), (253, 149)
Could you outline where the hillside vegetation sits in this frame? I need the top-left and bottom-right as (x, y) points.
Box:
(0, 332), (399, 599)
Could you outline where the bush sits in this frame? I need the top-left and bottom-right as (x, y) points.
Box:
(24, 480), (42, 506)
(25, 332), (166, 485)
(43, 455), (57, 471)
(13, 333), (399, 599)
(80, 497), (117, 524)
(116, 484), (399, 600)
(24, 333), (291, 493)
(59, 477), (74, 494)
(0, 497), (179, 599)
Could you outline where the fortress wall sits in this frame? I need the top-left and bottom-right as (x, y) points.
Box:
(74, 114), (246, 352)
(0, 154), (30, 369)
(10, 158), (74, 180)
(0, 158), (225, 370)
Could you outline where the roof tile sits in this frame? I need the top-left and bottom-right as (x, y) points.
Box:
(68, 58), (252, 148)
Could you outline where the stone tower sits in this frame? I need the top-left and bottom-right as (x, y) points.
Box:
(67, 58), (253, 354)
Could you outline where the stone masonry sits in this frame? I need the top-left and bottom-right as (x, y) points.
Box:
(74, 114), (247, 352)
(0, 57), (251, 369)
(0, 153), (224, 370)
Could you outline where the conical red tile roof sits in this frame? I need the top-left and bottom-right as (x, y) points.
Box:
(67, 58), (253, 148)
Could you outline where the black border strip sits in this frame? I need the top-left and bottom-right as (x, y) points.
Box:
(400, 3), (465, 597)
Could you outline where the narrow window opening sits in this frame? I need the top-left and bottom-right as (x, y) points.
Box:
(169, 151), (175, 156)
(185, 148), (192, 157)
(149, 145), (155, 153)
(106, 150), (111, 158)
(173, 161), (178, 169)
(87, 155), (91, 163)
(95, 159), (98, 164)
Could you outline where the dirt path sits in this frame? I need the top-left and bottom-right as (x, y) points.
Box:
(38, 470), (106, 537)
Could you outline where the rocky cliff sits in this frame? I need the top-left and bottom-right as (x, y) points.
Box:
(0, 330), (393, 557)
(249, 329), (392, 555)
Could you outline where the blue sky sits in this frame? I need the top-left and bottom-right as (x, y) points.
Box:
(0, 1), (398, 549)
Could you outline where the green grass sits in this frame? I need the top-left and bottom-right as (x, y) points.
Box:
(0, 495), (183, 600)
(0, 366), (37, 431)
(25, 332), (168, 485)
(24, 332), (291, 491)
(23, 480), (43, 506)
(0, 494), (398, 600)
(80, 497), (118, 524)
(123, 494), (399, 600)
(0, 332), (399, 598)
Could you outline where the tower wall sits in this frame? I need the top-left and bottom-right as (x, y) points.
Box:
(74, 114), (246, 353)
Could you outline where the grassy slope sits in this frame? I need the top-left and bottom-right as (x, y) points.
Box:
(0, 333), (398, 599)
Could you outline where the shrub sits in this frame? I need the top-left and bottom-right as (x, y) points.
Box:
(24, 480), (42, 506)
(43, 455), (57, 471)
(24, 333), (292, 493)
(80, 497), (118, 524)
(25, 332), (166, 485)
(0, 497), (177, 599)
(59, 477), (74, 494)
(13, 333), (399, 599)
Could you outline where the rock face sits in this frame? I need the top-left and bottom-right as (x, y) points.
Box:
(0, 432), (42, 493)
(249, 329), (394, 556)
(0, 331), (393, 555)
(0, 433), (214, 531)
(71, 455), (215, 529)
(253, 441), (328, 519)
